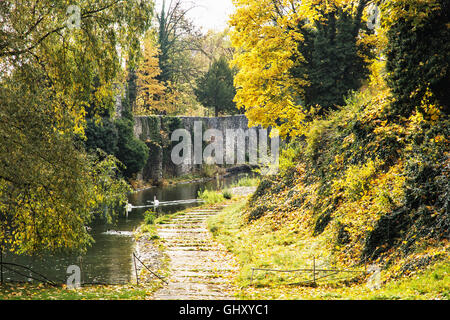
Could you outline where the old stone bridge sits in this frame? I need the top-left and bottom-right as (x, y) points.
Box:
(133, 115), (277, 182)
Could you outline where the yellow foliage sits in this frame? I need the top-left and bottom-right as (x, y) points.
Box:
(230, 0), (377, 138)
(135, 36), (175, 115)
(229, 0), (309, 138)
(381, 0), (441, 29)
(334, 159), (379, 201)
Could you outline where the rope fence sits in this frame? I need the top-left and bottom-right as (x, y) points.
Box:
(250, 256), (367, 286)
(132, 252), (167, 285)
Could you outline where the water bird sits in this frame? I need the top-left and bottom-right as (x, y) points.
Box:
(153, 196), (160, 207)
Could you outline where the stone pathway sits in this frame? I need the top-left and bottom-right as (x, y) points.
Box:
(152, 205), (238, 300)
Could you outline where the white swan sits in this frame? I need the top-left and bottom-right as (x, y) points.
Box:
(153, 196), (160, 207)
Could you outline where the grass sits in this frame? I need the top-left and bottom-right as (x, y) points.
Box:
(207, 199), (450, 300)
(144, 210), (157, 225)
(198, 189), (226, 204)
(0, 283), (158, 300)
(165, 173), (206, 185)
(136, 210), (186, 241)
(0, 197), (240, 301)
(231, 175), (260, 187)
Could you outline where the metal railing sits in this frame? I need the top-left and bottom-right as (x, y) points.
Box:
(132, 252), (167, 286)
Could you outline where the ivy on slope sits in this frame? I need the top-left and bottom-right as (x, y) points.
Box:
(245, 86), (449, 278)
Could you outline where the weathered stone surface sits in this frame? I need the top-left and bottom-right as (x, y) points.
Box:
(152, 205), (238, 300)
(133, 115), (263, 181)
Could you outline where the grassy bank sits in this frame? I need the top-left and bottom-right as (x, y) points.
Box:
(0, 283), (159, 300)
(208, 200), (449, 300)
(0, 210), (181, 300)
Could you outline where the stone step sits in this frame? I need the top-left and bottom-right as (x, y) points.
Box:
(152, 206), (236, 300)
(153, 294), (234, 300)
(154, 282), (232, 295)
(159, 235), (210, 241)
(163, 240), (212, 245)
(157, 224), (204, 229)
(171, 277), (232, 285)
(166, 246), (217, 251)
(173, 270), (234, 278)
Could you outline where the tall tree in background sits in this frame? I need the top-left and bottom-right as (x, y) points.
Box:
(195, 56), (236, 117)
(153, 0), (212, 115)
(291, 4), (371, 114)
(135, 35), (169, 115)
(156, 0), (199, 83)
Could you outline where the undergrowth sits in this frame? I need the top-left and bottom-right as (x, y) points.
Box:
(208, 84), (449, 299)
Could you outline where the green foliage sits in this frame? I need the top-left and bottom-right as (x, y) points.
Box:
(115, 118), (149, 179)
(244, 82), (449, 268)
(85, 118), (119, 156)
(0, 0), (152, 254)
(335, 159), (378, 201)
(0, 283), (160, 300)
(231, 176), (260, 188)
(195, 56), (237, 117)
(222, 190), (233, 200)
(153, 0), (231, 116)
(208, 201), (450, 299)
(85, 117), (149, 179)
(144, 210), (157, 225)
(401, 118), (449, 239)
(123, 68), (139, 120)
(201, 163), (222, 178)
(198, 190), (225, 205)
(385, 0), (450, 118)
(291, 8), (371, 113)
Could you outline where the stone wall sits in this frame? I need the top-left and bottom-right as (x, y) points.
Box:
(134, 115), (262, 182)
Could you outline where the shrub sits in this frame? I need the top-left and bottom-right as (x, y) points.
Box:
(144, 210), (157, 225)
(85, 118), (119, 155)
(222, 190), (233, 200)
(335, 159), (378, 201)
(85, 117), (149, 179)
(115, 118), (149, 178)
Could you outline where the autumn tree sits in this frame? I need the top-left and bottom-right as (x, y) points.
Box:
(155, 0), (200, 83)
(229, 0), (372, 137)
(191, 30), (235, 72)
(152, 0), (223, 116)
(0, 0), (152, 254)
(135, 35), (169, 115)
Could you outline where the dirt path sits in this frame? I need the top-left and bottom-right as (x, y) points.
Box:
(152, 205), (238, 300)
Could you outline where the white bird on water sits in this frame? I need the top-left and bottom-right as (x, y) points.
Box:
(153, 195), (159, 207)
